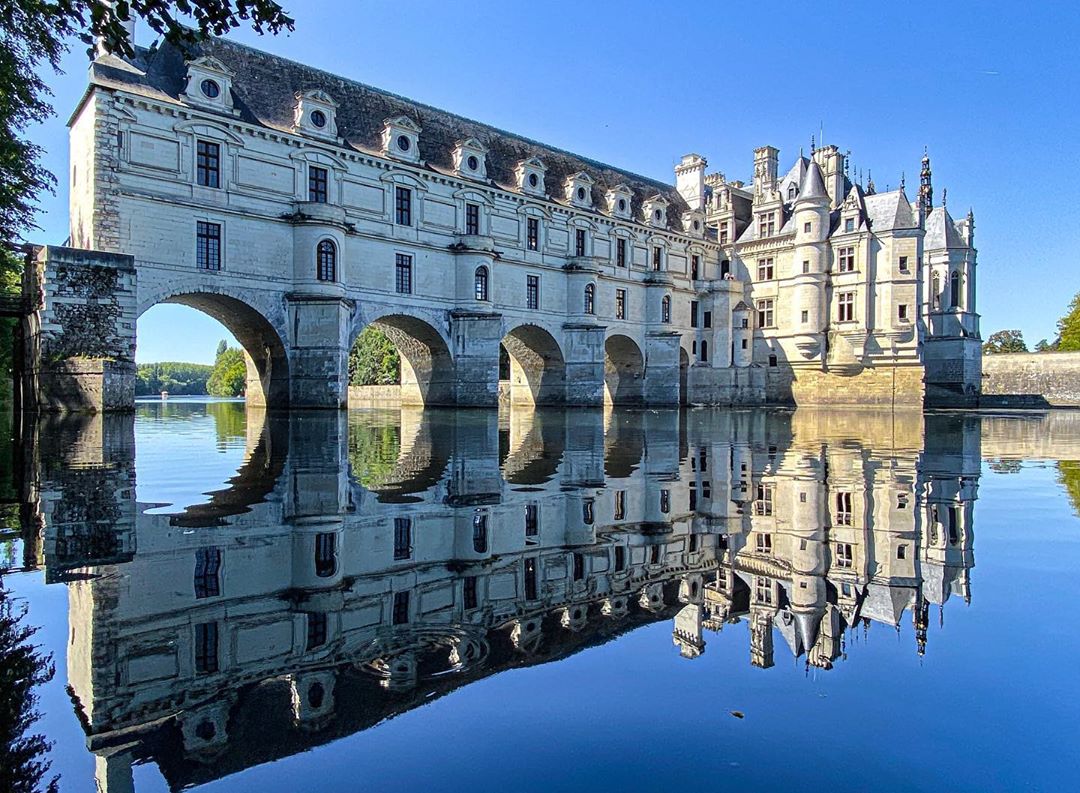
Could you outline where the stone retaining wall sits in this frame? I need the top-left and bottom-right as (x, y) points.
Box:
(981, 352), (1080, 407)
(347, 385), (401, 406)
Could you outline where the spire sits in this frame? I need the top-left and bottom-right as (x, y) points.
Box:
(810, 134), (815, 154)
(866, 169), (875, 195)
(942, 187), (948, 207)
(900, 171), (906, 192)
(795, 160), (828, 204)
(919, 148), (933, 215)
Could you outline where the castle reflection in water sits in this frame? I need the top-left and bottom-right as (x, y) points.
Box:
(27, 405), (982, 791)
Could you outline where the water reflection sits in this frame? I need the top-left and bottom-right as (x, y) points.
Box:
(23, 404), (992, 791)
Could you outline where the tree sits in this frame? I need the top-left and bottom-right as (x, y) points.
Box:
(206, 345), (245, 396)
(982, 329), (1027, 354)
(1056, 292), (1080, 352)
(215, 339), (228, 357)
(1035, 338), (1058, 353)
(0, 1), (293, 243)
(349, 328), (400, 386)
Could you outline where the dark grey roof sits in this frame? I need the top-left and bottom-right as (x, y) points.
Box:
(863, 189), (917, 232)
(92, 37), (690, 231)
(924, 205), (967, 250)
(795, 161), (828, 204)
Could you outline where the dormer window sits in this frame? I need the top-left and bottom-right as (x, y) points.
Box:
(517, 157), (547, 196)
(293, 90), (338, 141)
(606, 185), (633, 219)
(382, 115), (422, 163)
(565, 172), (594, 208)
(181, 56), (236, 113)
(200, 79), (220, 99)
(845, 217), (855, 232)
(452, 138), (488, 180)
(643, 195), (668, 228)
(310, 110), (327, 129)
(682, 210), (705, 237)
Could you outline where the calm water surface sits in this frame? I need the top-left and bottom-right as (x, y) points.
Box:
(2, 400), (1079, 792)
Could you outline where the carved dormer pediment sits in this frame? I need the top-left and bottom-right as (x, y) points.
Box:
(181, 56), (236, 114)
(382, 115), (422, 163)
(643, 194), (669, 228)
(453, 137), (488, 180)
(682, 209), (705, 237)
(565, 171), (594, 208)
(606, 184), (633, 219)
(293, 89), (338, 141)
(516, 156), (547, 196)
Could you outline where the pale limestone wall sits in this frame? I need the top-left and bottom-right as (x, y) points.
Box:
(773, 364), (925, 408)
(981, 352), (1080, 407)
(348, 385), (401, 407)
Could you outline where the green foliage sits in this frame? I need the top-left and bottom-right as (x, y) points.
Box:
(0, 1), (293, 242)
(1058, 461), (1080, 517)
(1056, 293), (1080, 352)
(215, 339), (227, 357)
(0, 251), (22, 403)
(1034, 339), (1057, 353)
(0, 585), (58, 793)
(348, 421), (401, 489)
(982, 329), (1027, 354)
(349, 327), (400, 386)
(135, 361), (212, 395)
(206, 345), (246, 397)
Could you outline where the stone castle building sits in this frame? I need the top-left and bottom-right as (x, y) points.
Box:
(36, 30), (980, 410)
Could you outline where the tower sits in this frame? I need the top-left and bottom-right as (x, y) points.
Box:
(753, 146), (779, 197)
(919, 150), (933, 215)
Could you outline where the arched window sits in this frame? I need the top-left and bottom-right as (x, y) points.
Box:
(316, 239), (336, 282)
(700, 340), (709, 362)
(932, 274), (941, 309)
(661, 295), (671, 323)
(950, 271), (961, 309)
(314, 533), (337, 578)
(472, 513), (488, 554)
(474, 266), (489, 301)
(584, 283), (595, 315)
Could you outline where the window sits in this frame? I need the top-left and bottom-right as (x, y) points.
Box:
(758, 212), (776, 237)
(310, 109), (327, 128)
(395, 253), (413, 294)
(584, 283), (595, 315)
(394, 186), (412, 225)
(660, 490), (670, 514)
(838, 291), (855, 322)
(616, 237), (627, 267)
(844, 217), (855, 232)
(614, 490), (626, 521)
(932, 274), (942, 309)
(691, 254), (700, 280)
(755, 484), (774, 516)
(690, 300), (699, 327)
(801, 310), (809, 324)
(196, 221), (222, 271)
(474, 266), (489, 301)
(898, 493), (909, 509)
(703, 311), (712, 328)
(757, 258), (774, 280)
(575, 228), (587, 257)
(309, 166), (329, 203)
(315, 533), (337, 577)
(465, 202), (480, 235)
(950, 271), (961, 309)
(741, 339), (748, 349)
(700, 340), (708, 362)
(835, 542), (854, 569)
(196, 140), (220, 188)
(898, 303), (909, 322)
(317, 239), (336, 282)
(615, 288), (627, 320)
(194, 622), (218, 674)
(194, 547), (221, 599)
(573, 553), (585, 581)
(756, 533), (773, 554)
(200, 78), (220, 98)
(719, 224), (729, 245)
(583, 499), (594, 525)
(525, 503), (540, 537)
(768, 354), (778, 367)
(789, 185), (797, 201)
(527, 217), (540, 250)
(838, 246), (855, 272)
(614, 545), (626, 572)
(756, 298), (775, 328)
(524, 558), (538, 600)
(306, 612), (328, 649)
(755, 577), (773, 606)
(393, 517), (412, 560)
(720, 259), (730, 278)
(463, 576), (478, 609)
(650, 545), (661, 564)
(661, 295), (671, 323)
(392, 591), (410, 625)
(472, 513), (488, 553)
(835, 492), (853, 526)
(899, 255), (910, 273)
(526, 274), (540, 310)
(803, 221), (812, 233)
(897, 544), (908, 560)
(802, 260), (810, 274)
(652, 246), (662, 271)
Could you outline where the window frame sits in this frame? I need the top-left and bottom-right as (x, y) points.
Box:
(395, 253), (413, 294)
(394, 185), (413, 226)
(756, 298), (775, 328)
(196, 221), (222, 271)
(465, 201), (480, 235)
(196, 139), (221, 188)
(615, 288), (627, 320)
(316, 239), (337, 282)
(837, 291), (855, 323)
(308, 165), (329, 203)
(526, 274), (540, 310)
(474, 265), (489, 301)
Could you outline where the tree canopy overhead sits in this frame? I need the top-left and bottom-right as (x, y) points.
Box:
(0, 0), (294, 242)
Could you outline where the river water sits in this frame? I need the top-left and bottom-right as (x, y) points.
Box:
(1, 400), (1078, 792)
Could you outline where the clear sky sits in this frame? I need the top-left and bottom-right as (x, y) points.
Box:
(26, 0), (1080, 363)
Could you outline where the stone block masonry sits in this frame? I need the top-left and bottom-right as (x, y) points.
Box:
(981, 352), (1080, 407)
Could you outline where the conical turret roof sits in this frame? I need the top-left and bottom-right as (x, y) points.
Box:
(795, 161), (828, 204)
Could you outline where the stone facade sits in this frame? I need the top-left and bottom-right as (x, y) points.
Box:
(981, 351), (1080, 407)
(48, 34), (981, 410)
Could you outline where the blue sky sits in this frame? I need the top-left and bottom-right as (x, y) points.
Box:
(28, 0), (1080, 363)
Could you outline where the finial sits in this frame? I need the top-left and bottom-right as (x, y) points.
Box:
(942, 187), (947, 207)
(799, 146), (804, 159)
(900, 171), (906, 191)
(810, 134), (815, 154)
(867, 169), (875, 194)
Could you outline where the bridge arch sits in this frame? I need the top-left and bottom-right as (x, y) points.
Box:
(350, 307), (455, 406)
(138, 286), (291, 408)
(605, 334), (645, 406)
(502, 323), (566, 405)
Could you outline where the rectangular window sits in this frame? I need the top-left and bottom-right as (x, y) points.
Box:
(524, 558), (538, 600)
(196, 221), (222, 271)
(721, 259), (731, 278)
(755, 576), (773, 605)
(306, 612), (328, 650)
(463, 576), (478, 609)
(757, 257), (774, 280)
(897, 544), (908, 560)
(393, 517), (412, 560)
(309, 165), (329, 203)
(703, 311), (712, 328)
(196, 140), (220, 188)
(838, 291), (855, 322)
(616, 237), (627, 267)
(802, 260), (810, 274)
(844, 217), (855, 232)
(527, 217), (540, 251)
(614, 545), (626, 572)
(801, 310), (809, 324)
(394, 186), (412, 225)
(836, 542), (854, 568)
(756, 298), (775, 328)
(465, 202), (480, 235)
(575, 228), (587, 257)
(838, 246), (855, 272)
(652, 246), (662, 271)
(719, 224), (729, 245)
(650, 545), (661, 565)
(660, 489), (670, 514)
(392, 591), (410, 625)
(899, 255), (910, 273)
(754, 484), (774, 516)
(690, 300), (699, 328)
(614, 490), (626, 521)
(691, 254), (700, 280)
(836, 492), (853, 525)
(573, 553), (585, 581)
(758, 212), (776, 237)
(194, 622), (218, 674)
(395, 253), (413, 294)
(898, 303), (909, 322)
(194, 547), (221, 599)
(615, 288), (627, 320)
(756, 533), (773, 554)
(803, 221), (812, 233)
(525, 503), (539, 538)
(526, 275), (540, 310)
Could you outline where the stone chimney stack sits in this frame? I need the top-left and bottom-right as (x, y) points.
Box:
(812, 145), (845, 208)
(753, 146), (779, 197)
(675, 154), (708, 211)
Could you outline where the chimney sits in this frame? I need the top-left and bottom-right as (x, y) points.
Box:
(753, 146), (779, 197)
(812, 145), (845, 208)
(675, 154), (707, 211)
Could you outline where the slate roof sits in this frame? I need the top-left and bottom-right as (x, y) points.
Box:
(796, 160), (828, 203)
(89, 38), (691, 231)
(924, 205), (967, 250)
(863, 189), (917, 232)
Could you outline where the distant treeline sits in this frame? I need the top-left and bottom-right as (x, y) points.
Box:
(135, 362), (213, 395)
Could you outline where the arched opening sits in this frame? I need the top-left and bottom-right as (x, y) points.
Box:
(604, 334), (644, 406)
(501, 325), (566, 406)
(950, 271), (961, 309)
(349, 314), (454, 406)
(138, 293), (290, 407)
(679, 347), (690, 406)
(474, 266), (489, 302)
